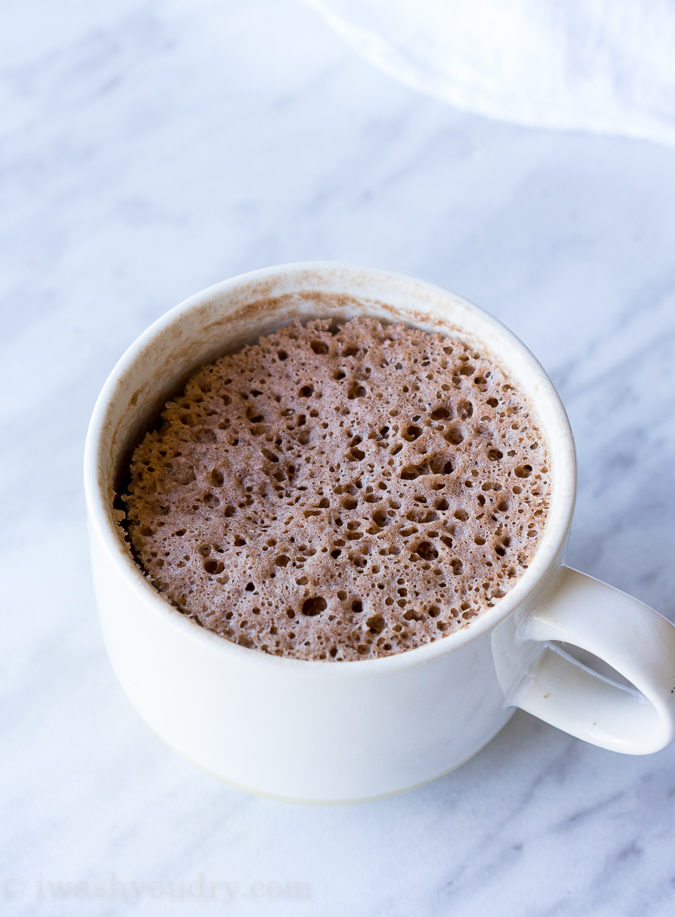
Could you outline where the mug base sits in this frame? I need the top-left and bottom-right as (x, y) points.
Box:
(134, 702), (516, 805)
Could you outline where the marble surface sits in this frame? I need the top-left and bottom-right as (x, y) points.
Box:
(2, 1), (674, 914)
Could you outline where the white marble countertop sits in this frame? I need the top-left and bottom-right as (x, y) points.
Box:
(2, 1), (674, 915)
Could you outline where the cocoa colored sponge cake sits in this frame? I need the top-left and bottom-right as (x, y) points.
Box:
(122, 315), (550, 660)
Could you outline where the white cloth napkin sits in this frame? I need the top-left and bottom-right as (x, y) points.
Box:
(304, 0), (675, 146)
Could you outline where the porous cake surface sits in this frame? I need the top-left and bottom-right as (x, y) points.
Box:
(122, 313), (550, 660)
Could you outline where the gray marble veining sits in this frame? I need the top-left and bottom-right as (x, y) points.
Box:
(1, 1), (674, 915)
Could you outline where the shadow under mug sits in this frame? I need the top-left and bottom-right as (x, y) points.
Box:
(84, 263), (675, 802)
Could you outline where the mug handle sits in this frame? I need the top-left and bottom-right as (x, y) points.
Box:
(513, 567), (675, 753)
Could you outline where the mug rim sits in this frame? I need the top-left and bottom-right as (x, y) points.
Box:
(84, 261), (577, 674)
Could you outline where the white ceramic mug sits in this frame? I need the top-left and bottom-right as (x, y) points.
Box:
(84, 263), (675, 802)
